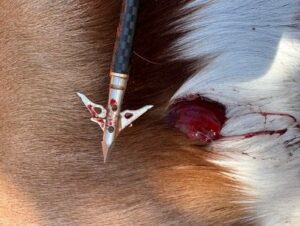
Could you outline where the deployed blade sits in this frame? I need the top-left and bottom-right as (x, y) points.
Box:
(77, 92), (106, 131)
(120, 105), (154, 131)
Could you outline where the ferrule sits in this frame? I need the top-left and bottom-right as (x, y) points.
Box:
(101, 71), (129, 159)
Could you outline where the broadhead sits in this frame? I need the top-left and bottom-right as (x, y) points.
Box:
(77, 92), (153, 163)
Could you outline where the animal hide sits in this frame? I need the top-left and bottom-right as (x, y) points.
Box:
(0, 0), (299, 225)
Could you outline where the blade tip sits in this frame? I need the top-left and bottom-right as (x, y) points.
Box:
(101, 141), (110, 163)
(76, 92), (83, 97)
(147, 105), (154, 110)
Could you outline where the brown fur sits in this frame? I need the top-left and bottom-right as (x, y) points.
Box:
(0, 1), (249, 225)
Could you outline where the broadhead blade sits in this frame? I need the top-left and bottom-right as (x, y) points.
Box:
(120, 105), (154, 131)
(76, 92), (107, 119)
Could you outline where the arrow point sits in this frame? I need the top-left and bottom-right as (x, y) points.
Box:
(101, 140), (112, 163)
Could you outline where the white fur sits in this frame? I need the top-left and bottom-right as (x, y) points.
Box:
(173, 1), (300, 225)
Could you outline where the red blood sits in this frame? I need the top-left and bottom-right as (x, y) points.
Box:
(241, 129), (287, 139)
(110, 99), (118, 111)
(97, 118), (104, 123)
(166, 96), (227, 144)
(87, 104), (98, 118)
(125, 113), (133, 119)
(110, 99), (117, 106)
(220, 112), (295, 140)
(259, 112), (297, 122)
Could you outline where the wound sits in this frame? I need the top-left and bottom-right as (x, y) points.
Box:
(165, 96), (296, 144)
(165, 95), (227, 145)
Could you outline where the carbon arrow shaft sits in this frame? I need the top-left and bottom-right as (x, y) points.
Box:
(111, 0), (139, 74)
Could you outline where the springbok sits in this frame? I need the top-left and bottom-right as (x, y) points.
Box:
(0, 1), (299, 225)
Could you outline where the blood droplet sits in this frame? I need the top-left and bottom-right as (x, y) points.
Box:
(110, 99), (118, 111)
(110, 99), (117, 106)
(125, 113), (133, 119)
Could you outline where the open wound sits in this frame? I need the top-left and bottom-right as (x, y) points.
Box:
(166, 95), (298, 145)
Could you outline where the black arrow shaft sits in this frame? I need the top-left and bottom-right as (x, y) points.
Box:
(111, 0), (139, 74)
